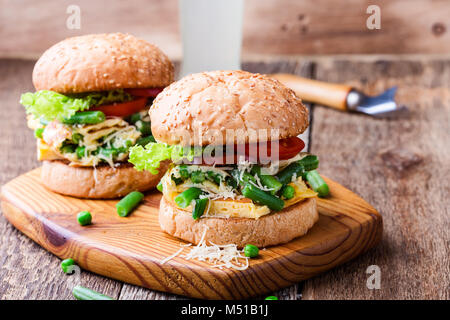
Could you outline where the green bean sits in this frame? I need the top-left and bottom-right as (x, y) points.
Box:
(265, 296), (278, 300)
(298, 155), (319, 172)
(174, 187), (202, 208)
(77, 211), (92, 226)
(171, 174), (183, 185)
(61, 258), (76, 274)
(124, 140), (133, 148)
(60, 144), (76, 154)
(231, 169), (256, 186)
(206, 171), (221, 185)
(178, 165), (190, 179)
(98, 147), (118, 158)
(244, 244), (259, 258)
(116, 191), (144, 217)
(276, 162), (305, 185)
(157, 181), (163, 192)
(72, 133), (83, 144)
(72, 285), (114, 300)
(63, 111), (106, 125)
(225, 176), (238, 189)
(136, 136), (156, 146)
(192, 198), (208, 220)
(128, 112), (142, 125)
(76, 146), (86, 159)
(281, 185), (295, 200)
(34, 128), (44, 139)
(251, 165), (282, 194)
(135, 120), (152, 136)
(190, 170), (205, 183)
(305, 170), (329, 197)
(241, 184), (284, 211)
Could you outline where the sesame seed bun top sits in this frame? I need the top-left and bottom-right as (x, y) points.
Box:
(150, 70), (309, 146)
(32, 33), (174, 94)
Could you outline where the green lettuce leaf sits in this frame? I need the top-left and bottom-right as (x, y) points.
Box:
(20, 90), (133, 122)
(129, 142), (197, 174)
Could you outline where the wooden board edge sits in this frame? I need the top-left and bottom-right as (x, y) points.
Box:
(0, 171), (384, 299)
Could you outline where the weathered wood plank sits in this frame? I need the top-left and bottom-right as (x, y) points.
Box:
(0, 59), (122, 300)
(118, 60), (313, 301)
(304, 59), (450, 299)
(2, 0), (450, 59)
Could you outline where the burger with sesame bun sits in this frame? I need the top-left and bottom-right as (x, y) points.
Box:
(20, 33), (174, 198)
(129, 70), (329, 248)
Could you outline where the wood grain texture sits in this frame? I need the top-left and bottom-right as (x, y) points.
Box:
(1, 0), (450, 59)
(0, 58), (448, 300)
(0, 59), (313, 300)
(304, 59), (450, 300)
(1, 168), (381, 299)
(0, 59), (122, 300)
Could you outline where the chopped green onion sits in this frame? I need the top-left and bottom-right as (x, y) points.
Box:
(116, 191), (144, 217)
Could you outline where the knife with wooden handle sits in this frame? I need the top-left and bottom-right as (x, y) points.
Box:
(270, 73), (408, 118)
(270, 73), (352, 111)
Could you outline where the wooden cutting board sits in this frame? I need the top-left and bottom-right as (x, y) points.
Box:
(0, 168), (382, 299)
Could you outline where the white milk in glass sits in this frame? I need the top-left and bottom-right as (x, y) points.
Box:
(179, 0), (244, 77)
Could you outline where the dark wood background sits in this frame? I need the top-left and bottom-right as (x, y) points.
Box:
(0, 57), (448, 299)
(1, 0), (450, 59)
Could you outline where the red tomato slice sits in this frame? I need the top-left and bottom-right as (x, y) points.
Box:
(90, 97), (147, 117)
(273, 136), (305, 160)
(192, 137), (305, 165)
(125, 88), (164, 97)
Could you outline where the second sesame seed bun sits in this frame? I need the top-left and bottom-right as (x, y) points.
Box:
(32, 33), (174, 94)
(150, 70), (309, 146)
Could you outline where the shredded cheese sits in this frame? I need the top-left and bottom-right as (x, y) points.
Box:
(159, 227), (249, 270)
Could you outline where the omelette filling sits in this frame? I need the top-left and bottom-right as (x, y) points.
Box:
(157, 152), (325, 220)
(21, 89), (156, 167)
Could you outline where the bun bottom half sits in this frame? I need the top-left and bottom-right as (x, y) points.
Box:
(41, 160), (169, 199)
(159, 196), (318, 248)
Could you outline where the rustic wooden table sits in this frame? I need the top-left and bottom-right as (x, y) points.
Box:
(0, 58), (448, 300)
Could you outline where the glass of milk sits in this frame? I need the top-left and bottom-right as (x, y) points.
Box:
(179, 0), (244, 77)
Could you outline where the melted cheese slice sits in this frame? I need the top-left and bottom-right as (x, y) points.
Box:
(37, 140), (64, 161)
(37, 118), (141, 166)
(161, 167), (317, 220)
